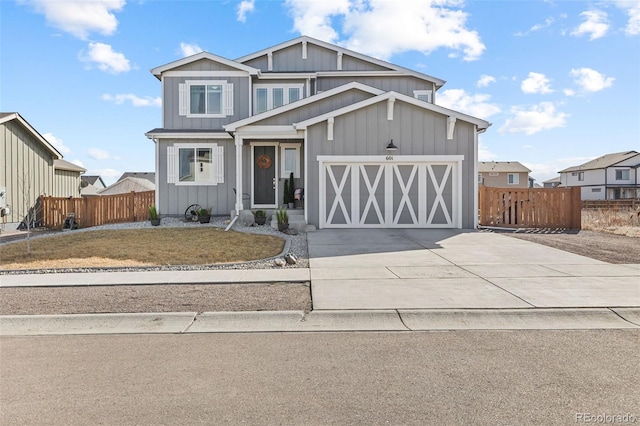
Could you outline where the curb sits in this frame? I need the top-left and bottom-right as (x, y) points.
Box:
(1, 308), (639, 336)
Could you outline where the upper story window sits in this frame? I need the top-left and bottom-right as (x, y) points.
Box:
(179, 80), (234, 118)
(413, 90), (433, 103)
(508, 173), (519, 185)
(578, 172), (584, 181)
(615, 169), (630, 180)
(254, 84), (303, 114)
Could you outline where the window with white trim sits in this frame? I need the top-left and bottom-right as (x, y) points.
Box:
(508, 173), (519, 185)
(167, 144), (224, 185)
(578, 172), (584, 181)
(413, 90), (433, 103)
(254, 84), (303, 114)
(615, 169), (630, 180)
(478, 173), (483, 183)
(592, 188), (601, 192)
(179, 80), (234, 117)
(280, 143), (300, 178)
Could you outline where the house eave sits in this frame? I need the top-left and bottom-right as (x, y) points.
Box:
(151, 51), (260, 79)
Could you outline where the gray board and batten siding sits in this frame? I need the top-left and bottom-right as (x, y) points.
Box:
(304, 99), (477, 229)
(241, 43), (393, 73)
(157, 138), (236, 217)
(317, 76), (435, 99)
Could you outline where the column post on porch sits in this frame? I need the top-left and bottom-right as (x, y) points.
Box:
(235, 135), (243, 213)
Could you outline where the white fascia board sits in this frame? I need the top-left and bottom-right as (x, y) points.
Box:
(3, 113), (62, 159)
(224, 82), (384, 131)
(162, 71), (251, 78)
(151, 52), (260, 78)
(317, 155), (464, 163)
(296, 91), (490, 131)
(234, 125), (301, 139)
(257, 72), (317, 80)
(236, 35), (445, 88)
(145, 132), (233, 140)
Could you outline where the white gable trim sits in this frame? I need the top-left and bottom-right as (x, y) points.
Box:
(151, 52), (260, 78)
(0, 113), (62, 159)
(295, 91), (490, 131)
(235, 36), (445, 88)
(224, 82), (384, 131)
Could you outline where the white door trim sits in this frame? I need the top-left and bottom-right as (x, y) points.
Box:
(250, 142), (279, 209)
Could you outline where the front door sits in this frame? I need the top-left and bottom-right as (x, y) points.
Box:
(253, 144), (277, 207)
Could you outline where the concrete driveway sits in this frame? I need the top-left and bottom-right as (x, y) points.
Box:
(308, 229), (640, 310)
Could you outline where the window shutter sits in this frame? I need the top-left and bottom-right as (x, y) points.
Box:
(224, 83), (234, 116)
(178, 83), (188, 116)
(167, 146), (178, 183)
(214, 145), (224, 184)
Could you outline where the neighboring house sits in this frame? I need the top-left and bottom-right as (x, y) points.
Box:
(559, 151), (640, 200)
(99, 177), (155, 196)
(543, 176), (561, 188)
(146, 36), (490, 229)
(478, 161), (530, 188)
(117, 172), (155, 185)
(80, 175), (106, 197)
(0, 112), (86, 230)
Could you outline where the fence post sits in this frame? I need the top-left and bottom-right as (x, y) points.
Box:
(570, 186), (581, 230)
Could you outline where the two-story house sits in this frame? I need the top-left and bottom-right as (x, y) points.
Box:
(559, 151), (640, 200)
(478, 161), (530, 188)
(146, 36), (490, 229)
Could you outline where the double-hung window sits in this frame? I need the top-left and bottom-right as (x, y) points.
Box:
(508, 173), (519, 185)
(167, 144), (224, 185)
(615, 169), (630, 180)
(254, 84), (303, 114)
(179, 80), (234, 117)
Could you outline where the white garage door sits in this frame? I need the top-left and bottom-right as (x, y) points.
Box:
(319, 155), (463, 229)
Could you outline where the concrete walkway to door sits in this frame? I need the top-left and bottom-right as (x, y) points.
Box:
(307, 229), (640, 310)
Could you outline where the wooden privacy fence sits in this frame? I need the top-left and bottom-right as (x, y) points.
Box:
(40, 191), (155, 229)
(479, 186), (581, 229)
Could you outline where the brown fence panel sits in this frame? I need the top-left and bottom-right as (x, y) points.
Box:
(478, 186), (580, 229)
(39, 191), (155, 229)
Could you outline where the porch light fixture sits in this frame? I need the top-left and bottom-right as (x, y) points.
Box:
(386, 139), (398, 151)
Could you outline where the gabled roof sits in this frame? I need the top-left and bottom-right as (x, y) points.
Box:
(294, 91), (490, 131)
(478, 161), (531, 173)
(0, 112), (62, 159)
(543, 176), (561, 184)
(560, 151), (639, 172)
(54, 159), (86, 173)
(117, 172), (155, 184)
(151, 51), (260, 79)
(224, 82), (385, 132)
(81, 175), (106, 187)
(99, 177), (155, 195)
(235, 36), (446, 89)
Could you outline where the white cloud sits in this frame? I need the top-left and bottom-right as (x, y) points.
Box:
(612, 0), (640, 35)
(88, 148), (120, 161)
(102, 93), (161, 107)
(478, 142), (497, 161)
(285, 0), (485, 61)
(436, 89), (501, 120)
(90, 168), (121, 186)
(521, 72), (553, 94)
(515, 17), (554, 36)
(563, 88), (576, 96)
(180, 42), (203, 57)
(42, 132), (71, 155)
(499, 102), (569, 135)
(571, 10), (609, 40)
(570, 67), (614, 92)
(80, 42), (131, 74)
(22, 0), (125, 40)
(477, 74), (496, 88)
(237, 0), (255, 23)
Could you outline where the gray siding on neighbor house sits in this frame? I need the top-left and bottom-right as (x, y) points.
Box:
(242, 43), (391, 72)
(251, 89), (376, 126)
(157, 138), (237, 216)
(163, 76), (251, 130)
(0, 120), (56, 226)
(317, 76), (433, 99)
(305, 101), (476, 228)
(53, 169), (81, 198)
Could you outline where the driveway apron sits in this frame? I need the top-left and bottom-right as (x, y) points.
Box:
(307, 229), (640, 310)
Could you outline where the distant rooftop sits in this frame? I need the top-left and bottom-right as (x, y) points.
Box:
(478, 161), (531, 173)
(560, 151), (639, 173)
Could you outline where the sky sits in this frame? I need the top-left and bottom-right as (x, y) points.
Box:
(1, 0), (639, 186)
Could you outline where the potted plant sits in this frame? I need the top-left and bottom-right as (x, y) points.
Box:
(148, 205), (161, 226)
(288, 172), (295, 209)
(198, 207), (211, 224)
(253, 209), (267, 225)
(276, 207), (289, 231)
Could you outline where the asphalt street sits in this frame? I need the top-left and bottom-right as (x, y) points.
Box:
(2, 330), (639, 425)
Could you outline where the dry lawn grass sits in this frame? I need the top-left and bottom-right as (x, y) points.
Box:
(582, 208), (640, 238)
(0, 228), (285, 270)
